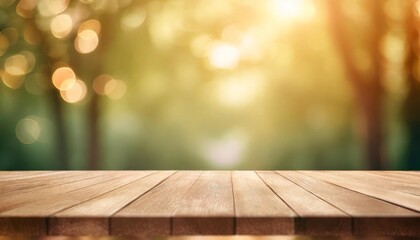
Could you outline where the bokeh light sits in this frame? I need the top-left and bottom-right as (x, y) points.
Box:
(208, 42), (240, 69)
(105, 79), (127, 100)
(52, 67), (76, 90)
(0, 33), (9, 56)
(38, 0), (69, 17)
(60, 79), (87, 103)
(50, 14), (73, 39)
(16, 0), (37, 18)
(78, 19), (101, 35)
(93, 74), (113, 95)
(23, 25), (42, 45)
(4, 52), (35, 76)
(1, 0), (419, 172)
(75, 30), (99, 54)
(94, 75), (127, 100)
(1, 28), (18, 46)
(121, 7), (147, 31)
(16, 117), (41, 144)
(1, 71), (24, 89)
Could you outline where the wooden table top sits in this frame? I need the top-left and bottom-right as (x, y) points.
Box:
(0, 171), (419, 237)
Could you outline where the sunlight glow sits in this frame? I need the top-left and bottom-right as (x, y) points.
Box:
(271, 0), (315, 21)
(215, 72), (264, 107)
(208, 42), (240, 69)
(202, 130), (248, 167)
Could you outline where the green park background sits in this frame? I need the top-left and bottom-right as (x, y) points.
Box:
(1, 0), (420, 170)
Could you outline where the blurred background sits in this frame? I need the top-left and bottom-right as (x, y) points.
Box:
(1, 0), (420, 170)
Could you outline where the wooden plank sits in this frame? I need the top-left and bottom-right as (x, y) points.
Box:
(280, 171), (420, 236)
(49, 171), (174, 236)
(0, 171), (125, 213)
(232, 171), (295, 235)
(0, 171), (419, 237)
(257, 171), (350, 236)
(112, 171), (201, 237)
(0, 171), (151, 235)
(370, 171), (420, 185)
(303, 171), (420, 212)
(0, 171), (58, 181)
(366, 171), (420, 185)
(0, 172), (153, 238)
(329, 171), (420, 196)
(0, 217), (46, 236)
(1, 172), (151, 216)
(172, 171), (234, 235)
(0, 171), (91, 195)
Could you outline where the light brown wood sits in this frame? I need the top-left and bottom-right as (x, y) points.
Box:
(0, 171), (119, 213)
(302, 171), (420, 212)
(172, 171), (234, 235)
(280, 171), (420, 236)
(232, 171), (295, 235)
(1, 172), (149, 216)
(0, 171), (58, 181)
(49, 171), (173, 236)
(0, 171), (151, 235)
(257, 171), (350, 236)
(0, 171), (93, 196)
(329, 171), (420, 195)
(112, 171), (201, 237)
(0, 171), (419, 237)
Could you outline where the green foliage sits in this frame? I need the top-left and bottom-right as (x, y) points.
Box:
(0, 0), (410, 169)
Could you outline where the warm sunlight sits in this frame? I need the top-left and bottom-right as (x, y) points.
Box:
(270, 0), (315, 21)
(208, 42), (240, 69)
(214, 71), (264, 107)
(3, 0), (420, 173)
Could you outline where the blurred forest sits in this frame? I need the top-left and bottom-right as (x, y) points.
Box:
(1, 0), (420, 170)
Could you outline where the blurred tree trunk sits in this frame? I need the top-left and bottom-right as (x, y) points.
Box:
(47, 84), (69, 169)
(85, 14), (113, 170)
(327, 0), (386, 169)
(403, 1), (420, 170)
(87, 93), (100, 170)
(26, 19), (70, 170)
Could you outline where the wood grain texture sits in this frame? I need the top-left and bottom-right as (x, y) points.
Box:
(0, 171), (419, 237)
(257, 171), (351, 236)
(280, 171), (420, 236)
(337, 171), (420, 195)
(112, 171), (201, 237)
(48, 171), (173, 236)
(172, 171), (234, 235)
(0, 217), (46, 236)
(232, 171), (295, 235)
(1, 172), (147, 216)
(302, 171), (420, 212)
(0, 171), (122, 213)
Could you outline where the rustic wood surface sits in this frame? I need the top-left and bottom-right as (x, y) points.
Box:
(0, 171), (419, 237)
